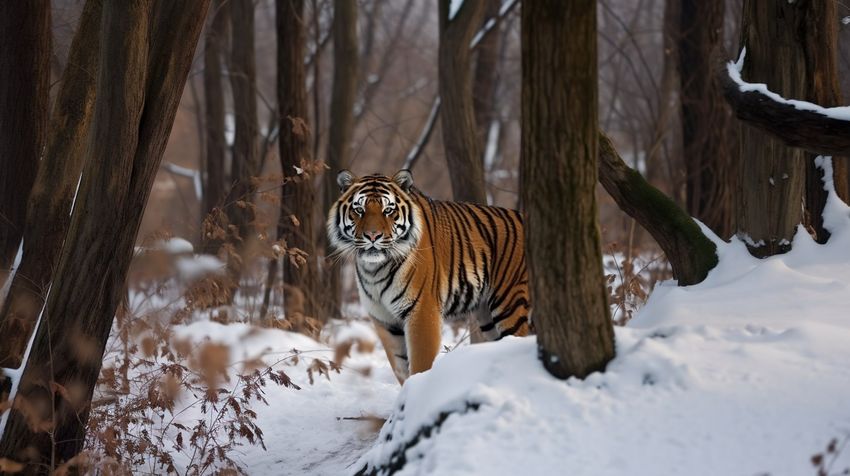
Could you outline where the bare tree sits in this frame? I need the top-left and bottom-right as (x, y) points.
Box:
(0, 0), (210, 467)
(201, 0), (230, 252)
(521, 0), (615, 379)
(277, 0), (319, 319)
(472, 0), (503, 162)
(322, 0), (359, 320)
(439, 0), (487, 204)
(679, 0), (735, 239)
(0, 1), (51, 288)
(222, 0), (261, 285)
(0, 0), (101, 370)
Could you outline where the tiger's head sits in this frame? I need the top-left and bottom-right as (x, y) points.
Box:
(327, 169), (422, 265)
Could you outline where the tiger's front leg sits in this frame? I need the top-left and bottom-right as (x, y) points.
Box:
(404, 298), (442, 376)
(373, 319), (409, 384)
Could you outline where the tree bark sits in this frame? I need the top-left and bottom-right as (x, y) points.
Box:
(0, 0), (101, 370)
(472, 0), (502, 166)
(223, 0), (261, 286)
(679, 0), (735, 239)
(0, 1), (51, 289)
(720, 65), (850, 157)
(277, 0), (318, 319)
(201, 0), (230, 253)
(598, 133), (718, 285)
(322, 0), (359, 321)
(521, 0), (615, 379)
(0, 0), (210, 467)
(736, 0), (806, 257)
(439, 0), (487, 205)
(800, 0), (849, 242)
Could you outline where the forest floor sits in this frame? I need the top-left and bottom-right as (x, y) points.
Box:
(106, 190), (850, 475)
(150, 207), (850, 475)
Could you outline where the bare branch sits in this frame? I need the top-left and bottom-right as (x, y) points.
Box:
(402, 96), (441, 171)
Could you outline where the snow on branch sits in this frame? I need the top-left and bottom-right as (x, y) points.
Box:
(161, 161), (203, 200)
(720, 48), (850, 156)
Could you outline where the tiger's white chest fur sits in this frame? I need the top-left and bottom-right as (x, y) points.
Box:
(355, 259), (411, 328)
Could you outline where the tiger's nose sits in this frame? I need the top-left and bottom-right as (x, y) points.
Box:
(364, 230), (383, 242)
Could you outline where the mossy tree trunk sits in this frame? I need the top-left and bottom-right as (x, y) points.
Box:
(0, 0), (210, 467)
(521, 0), (615, 379)
(438, 0), (487, 204)
(598, 133), (718, 285)
(736, 0), (806, 257)
(321, 0), (359, 321)
(0, 1), (51, 289)
(0, 0), (101, 371)
(277, 0), (318, 319)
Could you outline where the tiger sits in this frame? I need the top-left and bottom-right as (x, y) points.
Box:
(327, 169), (530, 383)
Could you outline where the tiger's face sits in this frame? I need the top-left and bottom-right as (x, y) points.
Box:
(327, 170), (421, 265)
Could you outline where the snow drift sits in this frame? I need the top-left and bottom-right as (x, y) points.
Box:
(354, 160), (850, 476)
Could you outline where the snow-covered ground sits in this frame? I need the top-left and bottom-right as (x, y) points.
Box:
(352, 163), (850, 475)
(108, 163), (850, 475)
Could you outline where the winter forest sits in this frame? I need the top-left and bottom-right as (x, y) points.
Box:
(1, 0), (850, 474)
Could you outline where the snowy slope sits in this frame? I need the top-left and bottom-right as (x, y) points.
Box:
(119, 162), (850, 475)
(353, 163), (850, 476)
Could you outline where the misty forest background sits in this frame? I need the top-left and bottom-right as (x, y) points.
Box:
(3, 0), (850, 473)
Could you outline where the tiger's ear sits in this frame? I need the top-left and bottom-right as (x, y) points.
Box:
(337, 170), (355, 192)
(393, 169), (414, 192)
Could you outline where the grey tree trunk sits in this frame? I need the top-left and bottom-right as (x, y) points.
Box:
(201, 0), (230, 253)
(679, 0), (735, 239)
(521, 0), (615, 379)
(322, 0), (359, 321)
(472, 0), (502, 166)
(0, 1), (51, 289)
(0, 0), (210, 467)
(223, 0), (261, 287)
(439, 0), (487, 205)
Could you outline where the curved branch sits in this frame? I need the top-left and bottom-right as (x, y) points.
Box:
(719, 54), (850, 157)
(598, 132), (718, 286)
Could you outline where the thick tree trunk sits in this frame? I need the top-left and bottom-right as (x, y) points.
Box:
(277, 0), (318, 319)
(801, 0), (849, 242)
(521, 0), (615, 379)
(322, 0), (359, 321)
(201, 0), (230, 252)
(679, 0), (735, 239)
(0, 0), (101, 370)
(736, 0), (806, 257)
(0, 0), (210, 467)
(0, 1), (51, 289)
(439, 0), (487, 205)
(598, 133), (718, 285)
